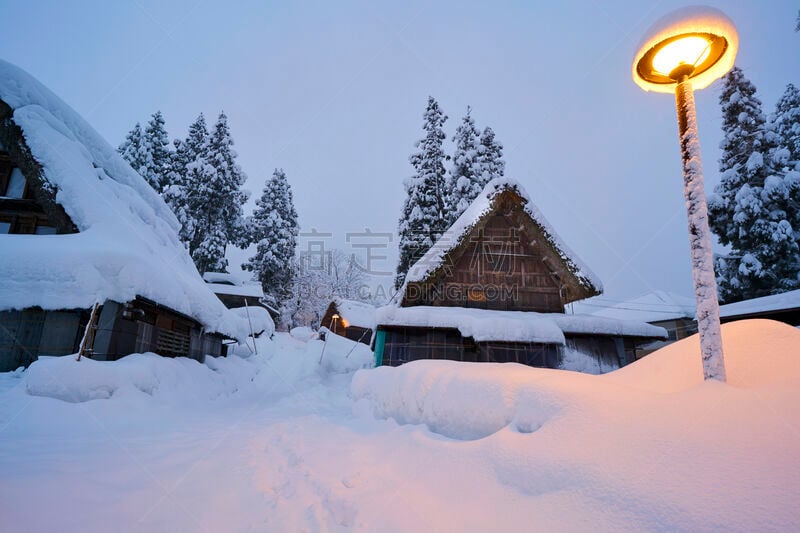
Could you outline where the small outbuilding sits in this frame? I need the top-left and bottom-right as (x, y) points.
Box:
(203, 272), (269, 309)
(0, 60), (249, 371)
(374, 178), (666, 372)
(321, 298), (376, 344)
(583, 290), (698, 357)
(717, 289), (800, 326)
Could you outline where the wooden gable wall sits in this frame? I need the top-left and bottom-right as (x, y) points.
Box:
(403, 190), (593, 313)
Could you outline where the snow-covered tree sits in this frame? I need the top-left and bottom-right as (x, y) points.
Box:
(709, 68), (800, 302)
(477, 126), (505, 184)
(243, 168), (298, 310)
(164, 113), (211, 249)
(395, 96), (449, 289)
(119, 112), (173, 193)
(143, 111), (172, 192)
(118, 122), (151, 186)
(186, 112), (249, 274)
(445, 107), (483, 225)
(774, 84), (800, 166)
(286, 249), (368, 328)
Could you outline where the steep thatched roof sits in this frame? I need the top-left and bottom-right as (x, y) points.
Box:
(397, 178), (603, 307)
(0, 59), (248, 340)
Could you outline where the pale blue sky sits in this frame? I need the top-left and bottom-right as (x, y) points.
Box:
(2, 0), (798, 304)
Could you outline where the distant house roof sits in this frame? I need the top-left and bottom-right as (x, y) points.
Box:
(331, 298), (376, 329)
(585, 291), (696, 324)
(0, 59), (248, 340)
(376, 305), (666, 344)
(202, 272), (264, 299)
(717, 289), (800, 320)
(396, 178), (603, 306)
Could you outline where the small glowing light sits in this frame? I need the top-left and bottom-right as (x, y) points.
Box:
(332, 314), (340, 320)
(652, 36), (711, 76)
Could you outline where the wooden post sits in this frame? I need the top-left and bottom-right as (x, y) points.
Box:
(243, 298), (258, 355)
(76, 302), (100, 361)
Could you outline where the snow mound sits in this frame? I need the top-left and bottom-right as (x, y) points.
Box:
(230, 306), (275, 337)
(290, 326), (316, 341)
(605, 319), (800, 392)
(24, 329), (374, 404)
(352, 361), (582, 439)
(24, 353), (258, 403)
(316, 330), (375, 374)
(352, 319), (800, 440)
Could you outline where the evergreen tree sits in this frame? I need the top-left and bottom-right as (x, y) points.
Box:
(188, 112), (250, 274)
(395, 96), (449, 289)
(477, 126), (505, 184)
(446, 107), (482, 224)
(143, 111), (172, 193)
(118, 122), (151, 186)
(709, 67), (800, 301)
(243, 168), (299, 307)
(119, 112), (173, 193)
(773, 84), (800, 166)
(165, 113), (211, 249)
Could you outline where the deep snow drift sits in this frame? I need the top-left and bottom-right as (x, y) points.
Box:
(1, 320), (799, 532)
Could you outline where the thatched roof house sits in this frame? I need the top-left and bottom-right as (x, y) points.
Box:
(376, 178), (666, 372)
(321, 298), (376, 344)
(0, 59), (249, 371)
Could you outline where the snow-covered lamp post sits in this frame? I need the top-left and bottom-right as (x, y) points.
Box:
(632, 6), (738, 382)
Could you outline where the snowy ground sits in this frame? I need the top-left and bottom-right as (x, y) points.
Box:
(1, 320), (799, 532)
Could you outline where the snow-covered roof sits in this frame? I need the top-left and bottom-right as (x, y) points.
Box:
(202, 272), (242, 285)
(717, 289), (800, 320)
(585, 291), (696, 323)
(202, 272), (264, 299)
(0, 59), (249, 340)
(333, 298), (377, 330)
(376, 305), (666, 344)
(398, 178), (602, 304)
(206, 282), (264, 299)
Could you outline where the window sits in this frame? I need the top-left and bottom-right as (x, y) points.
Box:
(4, 168), (26, 198)
(0, 222), (10, 234)
(34, 225), (57, 235)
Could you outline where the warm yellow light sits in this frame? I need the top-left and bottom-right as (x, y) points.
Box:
(332, 314), (340, 320)
(652, 36), (711, 76)
(632, 6), (738, 93)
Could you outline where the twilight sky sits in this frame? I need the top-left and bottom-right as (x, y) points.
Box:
(2, 0), (798, 305)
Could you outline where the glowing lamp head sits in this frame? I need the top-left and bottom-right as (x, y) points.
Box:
(633, 6), (738, 92)
(651, 35), (711, 78)
(332, 314), (340, 320)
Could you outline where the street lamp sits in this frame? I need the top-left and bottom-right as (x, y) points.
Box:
(632, 6), (738, 382)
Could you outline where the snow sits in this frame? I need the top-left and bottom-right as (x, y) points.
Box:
(717, 288), (800, 319)
(584, 290), (696, 323)
(230, 306), (275, 337)
(0, 59), (249, 340)
(376, 305), (666, 343)
(204, 280), (264, 299)
(399, 177), (603, 299)
(333, 298), (377, 329)
(290, 326), (316, 341)
(1, 319), (799, 531)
